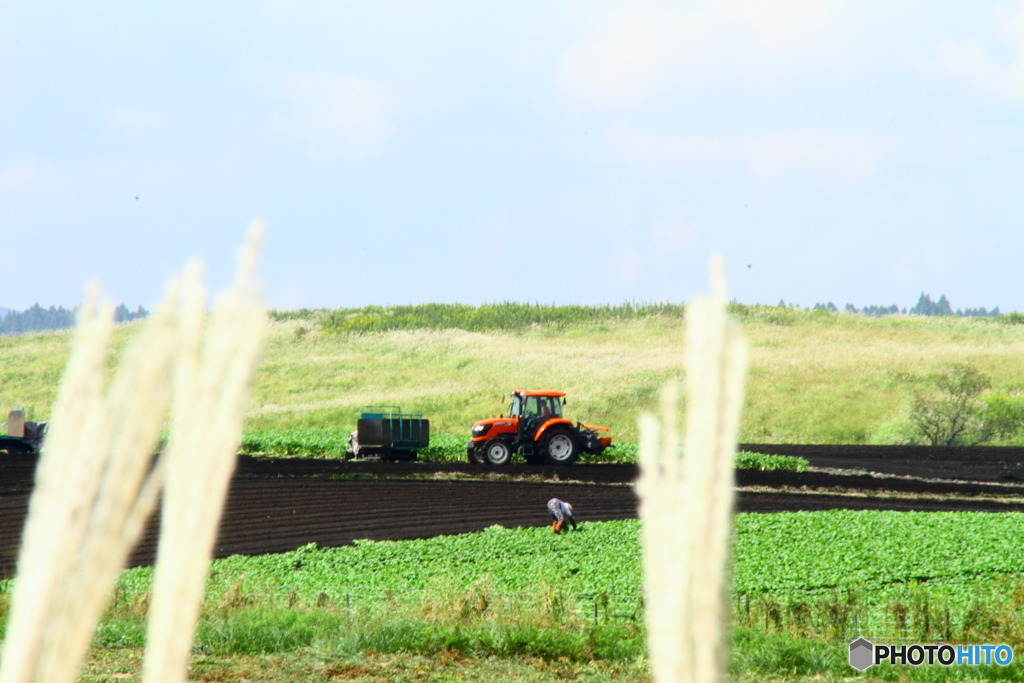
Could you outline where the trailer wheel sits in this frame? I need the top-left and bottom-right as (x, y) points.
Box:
(541, 428), (579, 466)
(482, 438), (512, 466)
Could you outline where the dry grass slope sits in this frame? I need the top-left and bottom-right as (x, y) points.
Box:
(3, 313), (1024, 444)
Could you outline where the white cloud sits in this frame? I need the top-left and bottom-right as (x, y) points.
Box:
(652, 215), (698, 249)
(916, 4), (1024, 104)
(98, 104), (170, 138)
(615, 254), (641, 282)
(746, 130), (882, 183)
(0, 162), (48, 194)
(273, 70), (394, 159)
(712, 0), (836, 52)
(607, 126), (885, 183)
(557, 1), (844, 113)
(558, 8), (706, 112)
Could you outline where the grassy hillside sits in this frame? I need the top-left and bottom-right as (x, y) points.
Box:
(2, 310), (1024, 444)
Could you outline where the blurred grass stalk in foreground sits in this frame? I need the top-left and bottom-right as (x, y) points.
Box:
(0, 225), (268, 683)
(638, 256), (748, 683)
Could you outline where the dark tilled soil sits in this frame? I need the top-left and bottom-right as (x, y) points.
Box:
(232, 444), (1024, 486)
(0, 479), (638, 576)
(5, 444), (1024, 487)
(3, 478), (1024, 577)
(1, 444), (1023, 574)
(740, 443), (1024, 483)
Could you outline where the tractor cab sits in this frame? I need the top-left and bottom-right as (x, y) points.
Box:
(507, 391), (564, 440)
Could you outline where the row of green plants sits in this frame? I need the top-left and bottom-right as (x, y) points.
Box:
(238, 430), (810, 470)
(103, 512), (1024, 642)
(271, 301), (1024, 334)
(237, 431), (471, 460)
(734, 451), (809, 472)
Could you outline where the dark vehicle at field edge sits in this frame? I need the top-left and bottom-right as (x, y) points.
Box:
(346, 406), (429, 461)
(0, 418), (48, 455)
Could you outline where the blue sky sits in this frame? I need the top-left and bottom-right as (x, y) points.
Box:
(1, 2), (1022, 312)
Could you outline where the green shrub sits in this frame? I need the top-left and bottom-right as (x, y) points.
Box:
(578, 442), (637, 464)
(983, 393), (1024, 442)
(909, 364), (995, 446)
(999, 312), (1024, 325)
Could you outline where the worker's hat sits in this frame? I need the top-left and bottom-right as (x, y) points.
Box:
(565, 502), (573, 513)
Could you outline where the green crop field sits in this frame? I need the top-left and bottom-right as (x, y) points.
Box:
(104, 510), (1024, 642)
(4, 305), (1024, 446)
(41, 510), (1021, 681)
(0, 510), (998, 681)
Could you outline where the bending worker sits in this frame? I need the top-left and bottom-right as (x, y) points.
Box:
(547, 497), (577, 533)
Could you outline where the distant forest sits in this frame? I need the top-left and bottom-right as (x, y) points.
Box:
(0, 303), (148, 336)
(809, 293), (1000, 318)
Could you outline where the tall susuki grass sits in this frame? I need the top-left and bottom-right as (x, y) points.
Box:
(638, 257), (747, 683)
(0, 228), (268, 683)
(274, 302), (689, 333)
(274, 300), (1024, 334)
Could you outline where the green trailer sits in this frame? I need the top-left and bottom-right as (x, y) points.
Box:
(346, 406), (429, 461)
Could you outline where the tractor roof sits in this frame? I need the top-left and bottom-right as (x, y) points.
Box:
(514, 390), (566, 397)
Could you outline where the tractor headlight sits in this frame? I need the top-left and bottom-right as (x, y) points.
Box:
(471, 424), (492, 437)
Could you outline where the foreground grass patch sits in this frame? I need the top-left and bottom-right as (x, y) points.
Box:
(80, 625), (1024, 682)
(81, 648), (652, 683)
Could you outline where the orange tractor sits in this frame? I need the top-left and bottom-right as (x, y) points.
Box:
(467, 390), (612, 466)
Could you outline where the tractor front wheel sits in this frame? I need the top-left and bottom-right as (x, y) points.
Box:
(541, 428), (579, 466)
(482, 438), (513, 466)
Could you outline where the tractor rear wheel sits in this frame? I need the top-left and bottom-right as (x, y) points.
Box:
(482, 438), (513, 466)
(541, 428), (579, 466)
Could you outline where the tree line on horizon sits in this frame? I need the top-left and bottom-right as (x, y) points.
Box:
(0, 303), (149, 336)
(808, 293), (1000, 318)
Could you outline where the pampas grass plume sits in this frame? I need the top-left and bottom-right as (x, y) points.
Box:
(637, 255), (748, 683)
(0, 223), (268, 683)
